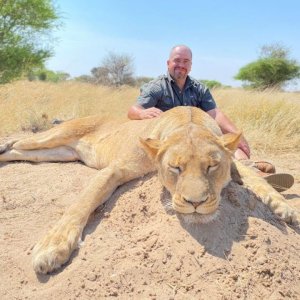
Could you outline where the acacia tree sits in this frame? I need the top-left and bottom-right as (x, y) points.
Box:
(235, 44), (300, 90)
(0, 0), (60, 83)
(92, 52), (135, 86)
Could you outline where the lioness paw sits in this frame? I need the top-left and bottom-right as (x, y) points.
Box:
(273, 205), (299, 225)
(0, 140), (17, 154)
(32, 223), (82, 274)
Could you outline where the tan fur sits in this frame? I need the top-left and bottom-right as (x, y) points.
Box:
(0, 107), (298, 274)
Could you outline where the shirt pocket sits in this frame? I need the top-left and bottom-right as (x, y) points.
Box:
(158, 94), (174, 111)
(185, 90), (198, 106)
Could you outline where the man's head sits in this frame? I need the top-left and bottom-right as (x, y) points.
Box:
(167, 45), (192, 83)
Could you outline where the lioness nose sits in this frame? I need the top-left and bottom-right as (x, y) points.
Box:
(191, 202), (201, 208)
(185, 197), (208, 208)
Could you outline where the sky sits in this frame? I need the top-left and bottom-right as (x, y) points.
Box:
(47, 0), (300, 90)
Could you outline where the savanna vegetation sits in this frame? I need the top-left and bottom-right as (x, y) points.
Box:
(235, 44), (300, 90)
(1, 2), (299, 164)
(0, 0), (60, 83)
(0, 81), (299, 156)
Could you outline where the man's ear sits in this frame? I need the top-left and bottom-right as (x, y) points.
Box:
(139, 137), (161, 159)
(221, 131), (242, 152)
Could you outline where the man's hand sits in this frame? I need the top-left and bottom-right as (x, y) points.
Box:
(207, 108), (251, 159)
(139, 107), (163, 119)
(238, 136), (250, 158)
(128, 105), (163, 120)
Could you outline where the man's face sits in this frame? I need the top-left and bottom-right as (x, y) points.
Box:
(167, 47), (192, 82)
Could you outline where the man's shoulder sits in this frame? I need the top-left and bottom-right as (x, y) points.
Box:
(188, 76), (206, 90)
(147, 74), (168, 86)
(140, 75), (168, 93)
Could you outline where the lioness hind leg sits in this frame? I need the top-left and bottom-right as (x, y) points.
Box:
(0, 146), (79, 162)
(0, 139), (19, 154)
(0, 116), (96, 153)
(234, 160), (299, 224)
(0, 120), (90, 162)
(9, 126), (77, 151)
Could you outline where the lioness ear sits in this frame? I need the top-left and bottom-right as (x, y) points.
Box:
(222, 131), (242, 152)
(139, 137), (162, 159)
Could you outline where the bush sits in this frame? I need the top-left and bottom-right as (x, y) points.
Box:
(134, 76), (154, 87)
(200, 80), (222, 89)
(27, 69), (70, 82)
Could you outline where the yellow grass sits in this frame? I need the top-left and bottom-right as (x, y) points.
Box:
(213, 88), (300, 154)
(0, 81), (299, 154)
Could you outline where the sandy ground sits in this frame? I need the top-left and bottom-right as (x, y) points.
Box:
(0, 134), (299, 300)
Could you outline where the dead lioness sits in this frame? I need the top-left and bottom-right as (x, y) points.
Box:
(0, 106), (298, 274)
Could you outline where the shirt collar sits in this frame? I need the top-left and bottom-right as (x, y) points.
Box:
(167, 72), (192, 90)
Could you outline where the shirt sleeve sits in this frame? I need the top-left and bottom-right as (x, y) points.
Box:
(198, 86), (217, 112)
(137, 82), (163, 109)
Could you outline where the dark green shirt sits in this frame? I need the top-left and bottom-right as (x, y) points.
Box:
(137, 73), (216, 112)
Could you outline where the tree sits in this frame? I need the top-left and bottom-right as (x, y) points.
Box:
(235, 43), (300, 90)
(74, 75), (94, 84)
(91, 66), (110, 85)
(200, 79), (222, 89)
(91, 52), (135, 86)
(27, 69), (70, 82)
(0, 0), (60, 83)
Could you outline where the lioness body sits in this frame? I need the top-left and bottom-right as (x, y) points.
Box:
(0, 106), (298, 274)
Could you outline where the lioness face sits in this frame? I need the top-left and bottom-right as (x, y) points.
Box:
(159, 140), (231, 222)
(140, 127), (241, 223)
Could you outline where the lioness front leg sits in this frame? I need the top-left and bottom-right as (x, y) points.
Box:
(234, 161), (299, 224)
(32, 165), (130, 274)
(262, 191), (299, 224)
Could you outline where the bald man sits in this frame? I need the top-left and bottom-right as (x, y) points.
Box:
(127, 45), (294, 192)
(128, 45), (250, 160)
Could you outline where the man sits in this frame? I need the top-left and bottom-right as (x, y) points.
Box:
(128, 45), (294, 191)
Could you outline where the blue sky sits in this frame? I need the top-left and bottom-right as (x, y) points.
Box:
(47, 0), (300, 89)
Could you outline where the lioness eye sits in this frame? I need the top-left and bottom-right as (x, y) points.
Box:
(169, 165), (181, 174)
(207, 164), (219, 173)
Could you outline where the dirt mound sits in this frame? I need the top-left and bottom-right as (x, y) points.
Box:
(0, 137), (299, 299)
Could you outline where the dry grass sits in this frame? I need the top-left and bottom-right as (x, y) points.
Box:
(0, 81), (138, 133)
(0, 81), (299, 154)
(213, 88), (300, 154)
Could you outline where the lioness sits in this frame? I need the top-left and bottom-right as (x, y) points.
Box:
(0, 106), (298, 274)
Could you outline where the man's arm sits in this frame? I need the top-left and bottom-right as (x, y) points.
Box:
(206, 108), (250, 158)
(127, 104), (163, 120)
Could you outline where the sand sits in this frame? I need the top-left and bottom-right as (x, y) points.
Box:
(0, 134), (299, 300)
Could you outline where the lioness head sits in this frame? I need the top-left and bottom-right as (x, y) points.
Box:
(140, 124), (241, 223)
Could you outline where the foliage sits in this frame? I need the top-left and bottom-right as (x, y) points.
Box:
(235, 43), (300, 90)
(134, 76), (154, 87)
(0, 0), (60, 83)
(91, 52), (135, 86)
(200, 79), (222, 89)
(27, 69), (70, 82)
(91, 66), (111, 85)
(259, 43), (289, 59)
(74, 75), (94, 83)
